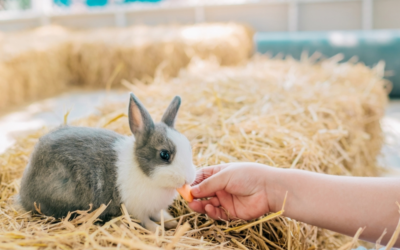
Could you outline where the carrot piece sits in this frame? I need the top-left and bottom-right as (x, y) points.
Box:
(176, 184), (194, 202)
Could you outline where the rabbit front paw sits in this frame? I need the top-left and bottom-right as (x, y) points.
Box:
(163, 211), (178, 229)
(142, 218), (160, 233)
(151, 210), (178, 229)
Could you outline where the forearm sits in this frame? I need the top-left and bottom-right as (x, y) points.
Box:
(268, 168), (400, 247)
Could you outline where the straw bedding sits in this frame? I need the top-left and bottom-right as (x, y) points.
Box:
(0, 55), (394, 249)
(0, 23), (253, 112)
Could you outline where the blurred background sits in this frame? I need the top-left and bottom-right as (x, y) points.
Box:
(1, 0), (400, 96)
(1, 3), (400, 250)
(0, 0), (400, 173)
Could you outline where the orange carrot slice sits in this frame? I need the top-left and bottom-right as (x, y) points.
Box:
(177, 184), (194, 202)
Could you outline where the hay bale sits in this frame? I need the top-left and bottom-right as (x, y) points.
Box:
(0, 55), (389, 249)
(0, 23), (254, 111)
(0, 25), (72, 112)
(68, 23), (254, 88)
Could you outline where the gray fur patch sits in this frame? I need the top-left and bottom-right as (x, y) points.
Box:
(161, 96), (181, 127)
(134, 123), (176, 176)
(19, 125), (124, 221)
(128, 93), (154, 143)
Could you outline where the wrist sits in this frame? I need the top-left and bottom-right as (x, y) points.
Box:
(264, 167), (294, 213)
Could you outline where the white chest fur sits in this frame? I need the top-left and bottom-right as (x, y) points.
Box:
(114, 136), (177, 219)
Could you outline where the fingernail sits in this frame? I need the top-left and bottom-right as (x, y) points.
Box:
(191, 186), (200, 195)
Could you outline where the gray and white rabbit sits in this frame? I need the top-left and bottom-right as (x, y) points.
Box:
(17, 93), (196, 232)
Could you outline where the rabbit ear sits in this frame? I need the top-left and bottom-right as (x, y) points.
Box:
(129, 93), (154, 137)
(161, 96), (181, 128)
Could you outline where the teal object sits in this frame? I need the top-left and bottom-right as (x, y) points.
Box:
(53, 0), (71, 6)
(123, 0), (162, 2)
(19, 0), (31, 9)
(255, 30), (400, 98)
(86, 0), (108, 6)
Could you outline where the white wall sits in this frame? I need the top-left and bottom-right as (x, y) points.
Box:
(373, 0), (400, 29)
(0, 0), (400, 32)
(204, 3), (289, 32)
(298, 1), (363, 31)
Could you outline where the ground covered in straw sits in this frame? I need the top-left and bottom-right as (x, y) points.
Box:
(0, 55), (391, 249)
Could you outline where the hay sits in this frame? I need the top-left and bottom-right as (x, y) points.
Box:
(68, 23), (254, 88)
(0, 25), (72, 112)
(0, 55), (392, 249)
(0, 23), (253, 112)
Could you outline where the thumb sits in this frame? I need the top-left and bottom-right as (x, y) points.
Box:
(192, 164), (228, 186)
(191, 170), (230, 198)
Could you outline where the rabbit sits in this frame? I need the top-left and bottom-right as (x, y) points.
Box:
(17, 93), (197, 232)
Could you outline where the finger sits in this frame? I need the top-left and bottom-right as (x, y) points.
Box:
(215, 190), (235, 218)
(188, 199), (216, 214)
(188, 197), (222, 214)
(205, 204), (229, 221)
(191, 170), (230, 198)
(192, 165), (229, 186)
(209, 197), (221, 207)
(188, 200), (206, 213)
(192, 169), (211, 186)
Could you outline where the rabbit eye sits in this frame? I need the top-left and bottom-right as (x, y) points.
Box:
(160, 150), (170, 161)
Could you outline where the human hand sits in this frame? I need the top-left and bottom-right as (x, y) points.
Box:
(189, 163), (276, 221)
(190, 163), (400, 247)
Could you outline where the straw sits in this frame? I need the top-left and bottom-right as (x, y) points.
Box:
(0, 55), (389, 249)
(0, 23), (254, 112)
